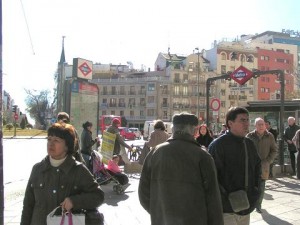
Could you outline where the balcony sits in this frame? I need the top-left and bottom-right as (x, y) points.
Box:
(118, 103), (126, 107)
(138, 90), (146, 95)
(100, 103), (108, 109)
(128, 91), (136, 95)
(228, 95), (238, 100)
(161, 103), (169, 108)
(109, 103), (117, 107)
(173, 79), (181, 83)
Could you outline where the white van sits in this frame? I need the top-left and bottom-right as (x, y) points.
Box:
(143, 120), (173, 140)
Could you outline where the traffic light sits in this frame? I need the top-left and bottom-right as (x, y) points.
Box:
(12, 105), (17, 113)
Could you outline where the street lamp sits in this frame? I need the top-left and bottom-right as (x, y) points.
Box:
(195, 48), (200, 118)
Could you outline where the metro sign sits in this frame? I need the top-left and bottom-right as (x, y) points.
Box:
(230, 65), (253, 85)
(78, 62), (92, 77)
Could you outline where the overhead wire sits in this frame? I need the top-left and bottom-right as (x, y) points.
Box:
(19, 0), (35, 55)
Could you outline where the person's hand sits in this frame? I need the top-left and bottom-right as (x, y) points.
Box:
(61, 197), (73, 212)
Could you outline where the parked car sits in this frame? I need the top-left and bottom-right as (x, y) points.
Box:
(118, 127), (136, 140)
(129, 127), (142, 139)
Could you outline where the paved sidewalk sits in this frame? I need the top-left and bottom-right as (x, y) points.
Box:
(4, 175), (300, 225)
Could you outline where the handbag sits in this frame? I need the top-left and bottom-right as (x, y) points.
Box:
(47, 206), (85, 225)
(228, 140), (250, 213)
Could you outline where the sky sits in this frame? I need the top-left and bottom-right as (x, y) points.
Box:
(2, 0), (300, 114)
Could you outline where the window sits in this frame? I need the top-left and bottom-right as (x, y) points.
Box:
(221, 53), (226, 60)
(147, 96), (154, 103)
(260, 88), (265, 93)
(183, 74), (188, 83)
(230, 66), (235, 72)
(140, 110), (144, 117)
(130, 110), (134, 117)
(109, 98), (117, 107)
(103, 86), (107, 94)
(246, 55), (254, 62)
(183, 86), (188, 95)
(120, 110), (124, 116)
(110, 110), (115, 115)
(221, 101), (225, 107)
(240, 54), (245, 62)
(221, 65), (226, 74)
(221, 89), (225, 96)
(111, 86), (117, 95)
(174, 85), (180, 95)
(148, 83), (155, 91)
(103, 98), (107, 103)
(147, 109), (155, 117)
(276, 58), (285, 63)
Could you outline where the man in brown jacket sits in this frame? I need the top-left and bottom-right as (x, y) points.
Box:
(246, 117), (278, 213)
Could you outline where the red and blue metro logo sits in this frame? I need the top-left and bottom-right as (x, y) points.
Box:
(230, 66), (253, 85)
(78, 62), (92, 77)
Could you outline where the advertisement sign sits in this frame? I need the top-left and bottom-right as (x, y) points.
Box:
(69, 80), (99, 138)
(230, 66), (253, 85)
(100, 131), (116, 164)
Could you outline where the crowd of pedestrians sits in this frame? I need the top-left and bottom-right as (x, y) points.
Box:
(19, 109), (300, 225)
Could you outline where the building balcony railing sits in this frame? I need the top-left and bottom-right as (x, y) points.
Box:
(100, 103), (109, 109)
(160, 90), (170, 95)
(173, 103), (190, 109)
(239, 96), (247, 100)
(128, 91), (136, 95)
(161, 103), (169, 108)
(138, 90), (146, 95)
(173, 79), (181, 83)
(118, 103), (126, 107)
(109, 103), (117, 107)
(228, 95), (238, 100)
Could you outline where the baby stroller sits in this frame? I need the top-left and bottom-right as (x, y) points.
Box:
(90, 150), (125, 195)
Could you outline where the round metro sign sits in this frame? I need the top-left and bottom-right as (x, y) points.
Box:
(210, 98), (221, 111)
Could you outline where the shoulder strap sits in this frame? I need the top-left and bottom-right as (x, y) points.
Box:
(243, 140), (248, 191)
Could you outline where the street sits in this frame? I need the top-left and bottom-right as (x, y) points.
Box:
(3, 138), (300, 225)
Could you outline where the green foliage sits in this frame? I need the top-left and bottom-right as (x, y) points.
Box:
(25, 89), (54, 130)
(6, 123), (13, 130)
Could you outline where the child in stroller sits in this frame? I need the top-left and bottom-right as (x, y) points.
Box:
(90, 150), (128, 194)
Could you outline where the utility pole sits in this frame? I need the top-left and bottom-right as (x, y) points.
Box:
(0, 0), (4, 223)
(195, 48), (200, 119)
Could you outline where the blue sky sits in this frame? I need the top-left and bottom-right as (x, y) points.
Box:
(2, 0), (300, 114)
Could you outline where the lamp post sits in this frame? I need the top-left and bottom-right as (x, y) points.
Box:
(195, 48), (200, 118)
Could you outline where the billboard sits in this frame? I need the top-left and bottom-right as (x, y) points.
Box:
(68, 80), (99, 139)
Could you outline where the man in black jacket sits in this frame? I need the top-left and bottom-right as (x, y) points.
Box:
(208, 107), (261, 225)
(283, 117), (300, 175)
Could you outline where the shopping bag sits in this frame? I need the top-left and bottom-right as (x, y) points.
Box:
(47, 206), (85, 225)
(228, 190), (250, 213)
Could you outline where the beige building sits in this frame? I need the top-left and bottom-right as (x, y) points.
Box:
(92, 52), (217, 130)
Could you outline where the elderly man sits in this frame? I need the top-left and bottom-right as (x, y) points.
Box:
(292, 129), (300, 179)
(208, 107), (261, 225)
(246, 118), (278, 213)
(283, 117), (300, 175)
(139, 113), (223, 225)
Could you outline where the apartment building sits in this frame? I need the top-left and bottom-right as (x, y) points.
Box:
(92, 52), (217, 129)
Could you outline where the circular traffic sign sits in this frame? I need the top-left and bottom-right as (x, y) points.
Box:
(14, 113), (19, 120)
(210, 98), (221, 111)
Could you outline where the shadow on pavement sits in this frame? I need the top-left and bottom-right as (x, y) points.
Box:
(101, 183), (130, 206)
(261, 209), (293, 225)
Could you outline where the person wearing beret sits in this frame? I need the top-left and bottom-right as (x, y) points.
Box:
(139, 113), (223, 225)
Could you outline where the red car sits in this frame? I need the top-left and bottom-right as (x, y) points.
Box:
(118, 127), (136, 140)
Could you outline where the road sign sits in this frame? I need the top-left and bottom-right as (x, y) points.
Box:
(230, 65), (253, 85)
(210, 98), (221, 111)
(14, 113), (18, 120)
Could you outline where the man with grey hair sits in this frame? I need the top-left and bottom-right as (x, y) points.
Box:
(283, 117), (300, 175)
(139, 113), (223, 225)
(246, 117), (278, 213)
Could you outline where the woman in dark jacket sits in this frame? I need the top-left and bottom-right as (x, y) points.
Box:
(81, 121), (98, 167)
(20, 122), (104, 225)
(196, 124), (214, 149)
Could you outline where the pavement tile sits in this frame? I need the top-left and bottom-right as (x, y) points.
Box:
(4, 175), (300, 225)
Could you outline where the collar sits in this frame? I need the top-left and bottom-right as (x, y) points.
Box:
(169, 132), (200, 146)
(41, 155), (79, 174)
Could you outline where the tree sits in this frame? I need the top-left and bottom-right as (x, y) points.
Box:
(25, 89), (54, 130)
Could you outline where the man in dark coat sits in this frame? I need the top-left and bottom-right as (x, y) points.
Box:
(208, 107), (261, 225)
(139, 113), (223, 225)
(283, 117), (300, 175)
